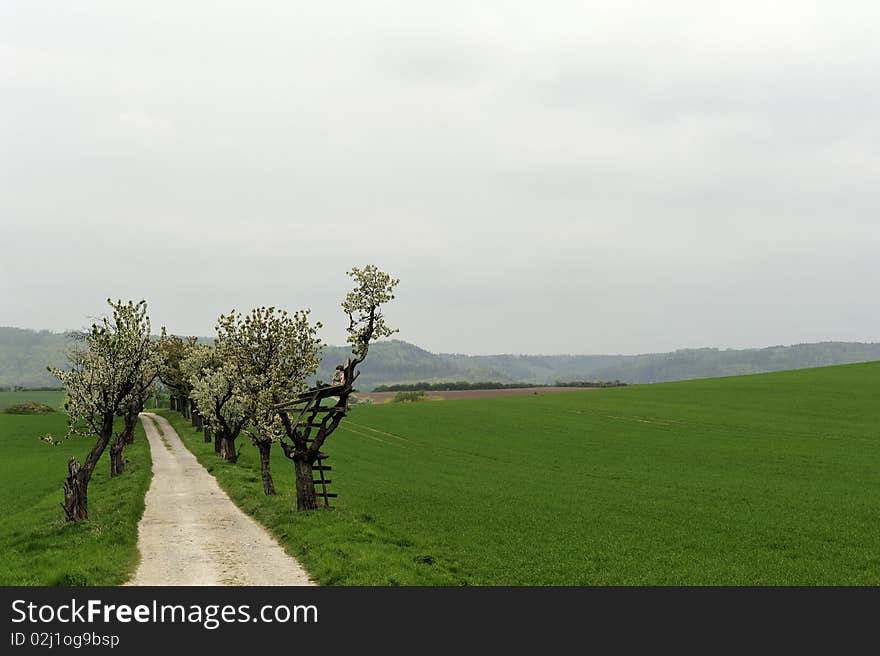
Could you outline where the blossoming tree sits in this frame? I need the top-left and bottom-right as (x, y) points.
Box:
(109, 363), (160, 477)
(51, 299), (157, 521)
(183, 342), (251, 463)
(219, 307), (323, 495)
(277, 265), (399, 510)
(158, 330), (199, 416)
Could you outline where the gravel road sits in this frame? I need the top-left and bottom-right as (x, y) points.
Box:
(127, 413), (313, 586)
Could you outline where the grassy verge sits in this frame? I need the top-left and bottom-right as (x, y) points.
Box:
(164, 361), (880, 585)
(0, 406), (152, 585)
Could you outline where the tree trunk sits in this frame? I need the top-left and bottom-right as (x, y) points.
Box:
(256, 441), (276, 495)
(294, 458), (318, 511)
(214, 430), (222, 453)
(219, 435), (238, 463)
(204, 427), (212, 443)
(109, 405), (139, 477)
(63, 414), (113, 521)
(109, 440), (125, 477)
(63, 458), (89, 521)
(123, 407), (139, 445)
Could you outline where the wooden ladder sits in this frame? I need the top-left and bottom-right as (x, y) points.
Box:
(313, 453), (336, 508)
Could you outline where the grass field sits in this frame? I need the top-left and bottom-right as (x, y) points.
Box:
(0, 392), (151, 585)
(164, 361), (880, 585)
(0, 390), (65, 412)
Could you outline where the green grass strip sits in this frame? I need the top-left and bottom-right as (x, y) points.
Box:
(0, 409), (152, 585)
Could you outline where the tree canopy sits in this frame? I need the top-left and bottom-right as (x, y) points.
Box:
(343, 265), (399, 362)
(217, 306), (324, 493)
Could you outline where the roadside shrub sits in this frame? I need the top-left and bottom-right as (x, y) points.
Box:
(393, 391), (426, 403)
(4, 401), (55, 415)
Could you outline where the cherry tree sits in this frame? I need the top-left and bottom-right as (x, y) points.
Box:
(51, 300), (156, 521)
(278, 265), (399, 510)
(183, 342), (251, 463)
(109, 364), (160, 477)
(158, 330), (199, 416)
(219, 307), (322, 494)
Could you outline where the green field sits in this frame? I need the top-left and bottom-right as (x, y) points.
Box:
(0, 390), (65, 412)
(0, 393), (151, 585)
(164, 361), (880, 585)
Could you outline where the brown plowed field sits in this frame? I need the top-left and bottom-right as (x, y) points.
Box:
(354, 387), (599, 403)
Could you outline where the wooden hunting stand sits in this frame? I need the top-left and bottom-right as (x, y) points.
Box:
(276, 358), (360, 509)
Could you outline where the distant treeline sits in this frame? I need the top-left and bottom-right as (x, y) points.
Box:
(373, 380), (627, 392)
(0, 386), (64, 392)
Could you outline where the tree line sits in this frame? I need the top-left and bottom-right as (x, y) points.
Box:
(50, 265), (398, 521)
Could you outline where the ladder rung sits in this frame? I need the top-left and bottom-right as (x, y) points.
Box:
(313, 479), (332, 485)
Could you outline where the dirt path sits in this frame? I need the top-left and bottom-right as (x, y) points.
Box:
(127, 413), (314, 586)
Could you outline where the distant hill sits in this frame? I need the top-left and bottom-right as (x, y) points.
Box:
(0, 327), (70, 389)
(3, 326), (880, 391)
(336, 340), (880, 390)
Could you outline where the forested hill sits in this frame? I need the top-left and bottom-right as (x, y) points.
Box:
(0, 327), (68, 389)
(3, 326), (880, 390)
(333, 340), (880, 390)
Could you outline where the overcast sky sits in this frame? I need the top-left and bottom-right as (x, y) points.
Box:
(1, 1), (878, 355)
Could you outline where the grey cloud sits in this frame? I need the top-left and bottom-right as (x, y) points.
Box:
(2, 1), (879, 355)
